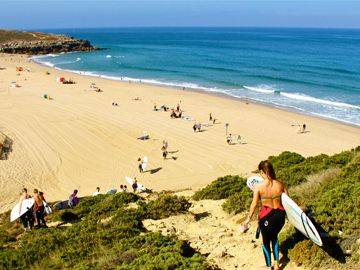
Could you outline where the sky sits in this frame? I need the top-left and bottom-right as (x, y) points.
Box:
(0, 0), (359, 30)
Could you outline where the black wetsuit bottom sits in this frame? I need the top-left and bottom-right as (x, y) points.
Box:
(259, 208), (286, 267)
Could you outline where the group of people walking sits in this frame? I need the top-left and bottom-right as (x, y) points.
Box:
(19, 188), (48, 232)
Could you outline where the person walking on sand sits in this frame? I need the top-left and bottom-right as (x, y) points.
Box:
(162, 145), (167, 160)
(138, 158), (143, 173)
(197, 123), (201, 132)
(118, 185), (125, 193)
(93, 187), (101, 196)
(209, 113), (212, 121)
(237, 134), (242, 144)
(132, 178), (138, 193)
(193, 123), (197, 132)
(154, 103), (157, 111)
(297, 125), (301, 134)
(19, 188), (34, 232)
(227, 134), (232, 144)
(302, 124), (306, 133)
(177, 104), (180, 112)
(243, 160), (288, 270)
(33, 189), (47, 228)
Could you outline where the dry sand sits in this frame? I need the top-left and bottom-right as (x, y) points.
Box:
(0, 53), (359, 213)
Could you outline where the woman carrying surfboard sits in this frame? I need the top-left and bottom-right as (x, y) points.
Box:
(243, 160), (289, 270)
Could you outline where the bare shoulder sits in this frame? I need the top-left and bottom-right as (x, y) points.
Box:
(274, 179), (287, 189)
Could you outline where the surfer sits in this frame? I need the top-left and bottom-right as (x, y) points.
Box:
(93, 187), (101, 196)
(132, 178), (138, 193)
(68, 190), (79, 208)
(118, 185), (125, 193)
(19, 188), (34, 232)
(33, 189), (47, 228)
(138, 158), (144, 173)
(243, 160), (289, 270)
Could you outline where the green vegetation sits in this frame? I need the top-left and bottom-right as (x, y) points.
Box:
(1, 146), (360, 269)
(0, 30), (57, 44)
(0, 193), (215, 269)
(193, 146), (360, 268)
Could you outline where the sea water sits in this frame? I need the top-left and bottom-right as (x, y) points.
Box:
(29, 27), (360, 126)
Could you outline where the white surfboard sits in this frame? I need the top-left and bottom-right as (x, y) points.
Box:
(246, 176), (323, 246)
(246, 176), (263, 191)
(142, 156), (148, 169)
(10, 198), (34, 222)
(125, 177), (146, 191)
(43, 201), (52, 214)
(281, 193), (322, 246)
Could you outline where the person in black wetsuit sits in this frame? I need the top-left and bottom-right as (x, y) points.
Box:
(243, 160), (289, 270)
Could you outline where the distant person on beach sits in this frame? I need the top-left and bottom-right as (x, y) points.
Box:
(163, 140), (168, 150)
(19, 188), (34, 232)
(124, 185), (128, 192)
(227, 134), (232, 144)
(302, 124), (306, 133)
(197, 123), (201, 132)
(177, 104), (180, 112)
(138, 158), (143, 173)
(297, 125), (301, 134)
(243, 160), (288, 270)
(154, 103), (157, 111)
(193, 123), (197, 132)
(93, 187), (101, 196)
(178, 110), (182, 118)
(209, 113), (212, 121)
(238, 134), (242, 144)
(119, 185), (125, 193)
(213, 117), (216, 124)
(33, 189), (47, 228)
(68, 190), (79, 208)
(162, 145), (167, 160)
(132, 178), (138, 193)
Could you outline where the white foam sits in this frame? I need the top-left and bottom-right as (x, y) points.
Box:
(244, 85), (276, 94)
(280, 92), (360, 110)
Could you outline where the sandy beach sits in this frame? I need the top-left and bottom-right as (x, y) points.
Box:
(0, 53), (359, 213)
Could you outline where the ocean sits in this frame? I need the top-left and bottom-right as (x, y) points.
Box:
(29, 27), (360, 127)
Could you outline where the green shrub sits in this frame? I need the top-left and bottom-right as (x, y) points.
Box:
(288, 239), (326, 268)
(192, 175), (247, 201)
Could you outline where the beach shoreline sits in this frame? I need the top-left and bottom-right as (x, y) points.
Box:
(0, 53), (359, 214)
(30, 53), (360, 129)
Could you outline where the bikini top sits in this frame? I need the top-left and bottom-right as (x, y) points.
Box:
(260, 195), (281, 200)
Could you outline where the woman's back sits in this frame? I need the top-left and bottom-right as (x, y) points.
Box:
(257, 179), (285, 209)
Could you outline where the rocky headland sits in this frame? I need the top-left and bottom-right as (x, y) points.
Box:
(0, 29), (104, 54)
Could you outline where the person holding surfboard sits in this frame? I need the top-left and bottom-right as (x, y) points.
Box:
(19, 188), (34, 232)
(33, 189), (48, 228)
(138, 158), (144, 173)
(243, 160), (289, 270)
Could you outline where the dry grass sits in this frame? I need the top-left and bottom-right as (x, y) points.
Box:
(289, 168), (341, 202)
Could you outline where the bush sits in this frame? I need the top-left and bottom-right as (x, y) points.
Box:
(192, 175), (246, 201)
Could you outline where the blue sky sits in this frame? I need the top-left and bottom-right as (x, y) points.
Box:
(1, 1), (359, 30)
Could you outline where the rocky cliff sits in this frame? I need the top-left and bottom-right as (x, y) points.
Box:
(0, 29), (104, 54)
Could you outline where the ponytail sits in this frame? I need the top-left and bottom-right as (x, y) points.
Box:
(258, 160), (276, 184)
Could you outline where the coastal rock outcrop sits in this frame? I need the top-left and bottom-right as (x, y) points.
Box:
(0, 30), (104, 54)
